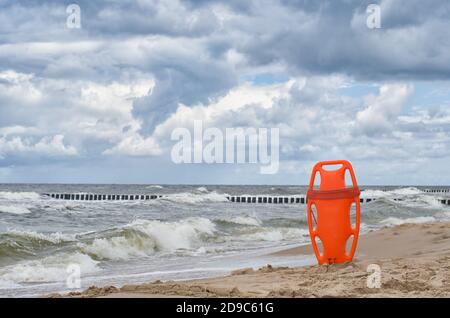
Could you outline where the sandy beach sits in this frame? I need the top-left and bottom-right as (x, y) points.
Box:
(60, 221), (450, 298)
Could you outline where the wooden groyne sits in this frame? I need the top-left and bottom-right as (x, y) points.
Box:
(42, 191), (450, 205)
(44, 193), (163, 201)
(422, 189), (450, 193)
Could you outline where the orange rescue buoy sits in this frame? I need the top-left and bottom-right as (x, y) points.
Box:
(306, 160), (361, 265)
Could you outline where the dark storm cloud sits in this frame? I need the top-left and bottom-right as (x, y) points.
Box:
(227, 0), (450, 80)
(2, 0), (449, 104)
(132, 49), (237, 134)
(3, 0), (450, 80)
(0, 0), (220, 43)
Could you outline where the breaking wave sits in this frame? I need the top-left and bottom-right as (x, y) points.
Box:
(0, 213), (304, 265)
(0, 191), (41, 201)
(163, 191), (229, 204)
(3, 230), (75, 244)
(79, 217), (217, 260)
(217, 216), (262, 227)
(0, 191), (41, 215)
(0, 214), (305, 287)
(146, 185), (164, 189)
(360, 187), (422, 198)
(0, 252), (99, 286)
(0, 230), (76, 262)
(361, 187), (445, 209)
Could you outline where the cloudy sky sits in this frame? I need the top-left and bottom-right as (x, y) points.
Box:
(0, 0), (449, 185)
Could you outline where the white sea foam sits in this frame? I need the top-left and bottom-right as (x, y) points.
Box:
(360, 187), (445, 209)
(196, 187), (208, 192)
(42, 203), (85, 213)
(0, 205), (31, 214)
(0, 278), (22, 290)
(194, 246), (207, 254)
(130, 217), (216, 250)
(360, 189), (388, 198)
(79, 235), (156, 261)
(0, 191), (41, 200)
(361, 187), (422, 198)
(0, 252), (99, 285)
(359, 222), (375, 233)
(380, 216), (436, 226)
(163, 191), (229, 204)
(238, 228), (308, 242)
(146, 185), (163, 189)
(226, 216), (262, 226)
(388, 187), (423, 196)
(414, 195), (443, 208)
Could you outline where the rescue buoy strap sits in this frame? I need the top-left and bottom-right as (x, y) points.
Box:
(307, 187), (360, 200)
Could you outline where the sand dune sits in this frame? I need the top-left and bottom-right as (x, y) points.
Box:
(59, 222), (450, 298)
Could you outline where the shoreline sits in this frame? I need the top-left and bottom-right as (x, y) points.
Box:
(56, 221), (450, 298)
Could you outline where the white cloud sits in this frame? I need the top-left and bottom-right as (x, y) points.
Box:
(0, 135), (77, 157)
(103, 135), (162, 156)
(0, 125), (40, 137)
(0, 70), (42, 104)
(355, 84), (413, 135)
(79, 79), (154, 114)
(0, 69), (156, 158)
(152, 79), (295, 139)
(146, 76), (450, 173)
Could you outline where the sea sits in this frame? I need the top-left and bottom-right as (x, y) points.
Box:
(0, 184), (449, 297)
